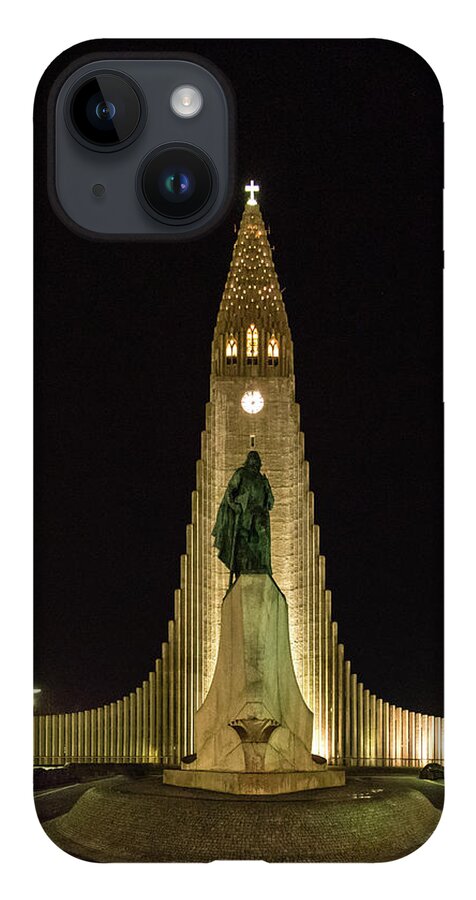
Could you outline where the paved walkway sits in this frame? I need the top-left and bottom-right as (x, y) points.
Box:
(40, 775), (443, 863)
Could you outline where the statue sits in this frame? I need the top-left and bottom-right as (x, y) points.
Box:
(212, 451), (274, 586)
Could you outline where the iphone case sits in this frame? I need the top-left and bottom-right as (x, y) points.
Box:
(34, 39), (443, 862)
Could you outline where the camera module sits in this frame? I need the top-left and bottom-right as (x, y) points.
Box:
(137, 144), (217, 224)
(66, 71), (145, 151)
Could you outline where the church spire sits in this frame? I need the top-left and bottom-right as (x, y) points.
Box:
(212, 182), (293, 377)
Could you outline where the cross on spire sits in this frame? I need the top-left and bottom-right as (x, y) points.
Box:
(245, 180), (260, 205)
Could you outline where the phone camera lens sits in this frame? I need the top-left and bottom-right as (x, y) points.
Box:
(162, 169), (194, 199)
(95, 100), (116, 121)
(138, 144), (217, 224)
(67, 71), (145, 151)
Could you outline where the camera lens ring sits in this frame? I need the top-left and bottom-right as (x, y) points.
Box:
(137, 143), (218, 225)
(65, 69), (146, 152)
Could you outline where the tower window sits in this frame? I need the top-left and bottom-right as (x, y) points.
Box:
(268, 335), (279, 366)
(246, 324), (259, 365)
(225, 335), (238, 364)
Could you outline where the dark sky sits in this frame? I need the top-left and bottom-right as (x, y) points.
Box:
(35, 39), (443, 720)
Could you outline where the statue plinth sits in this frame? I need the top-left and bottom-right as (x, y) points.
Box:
(164, 575), (345, 794)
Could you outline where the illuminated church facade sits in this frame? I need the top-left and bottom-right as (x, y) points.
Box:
(34, 183), (444, 769)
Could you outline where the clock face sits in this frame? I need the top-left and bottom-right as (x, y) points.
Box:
(241, 390), (264, 415)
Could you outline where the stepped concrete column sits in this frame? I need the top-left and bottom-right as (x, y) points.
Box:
(376, 700), (383, 765)
(370, 695), (376, 764)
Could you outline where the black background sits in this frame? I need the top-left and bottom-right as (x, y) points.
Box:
(35, 39), (443, 719)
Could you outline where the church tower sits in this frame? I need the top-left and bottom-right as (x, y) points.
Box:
(181, 180), (332, 758)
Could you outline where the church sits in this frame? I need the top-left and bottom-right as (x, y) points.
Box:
(34, 183), (444, 770)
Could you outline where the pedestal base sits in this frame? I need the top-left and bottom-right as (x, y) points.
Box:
(192, 575), (320, 773)
(163, 767), (346, 795)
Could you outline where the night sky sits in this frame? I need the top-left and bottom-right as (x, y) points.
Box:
(35, 39), (443, 720)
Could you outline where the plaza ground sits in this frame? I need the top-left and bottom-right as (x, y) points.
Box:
(35, 771), (443, 863)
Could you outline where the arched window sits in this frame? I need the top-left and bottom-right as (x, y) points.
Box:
(226, 335), (238, 364)
(246, 324), (259, 365)
(268, 335), (279, 366)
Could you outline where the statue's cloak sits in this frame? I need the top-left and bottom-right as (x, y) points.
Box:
(212, 491), (236, 571)
(212, 465), (274, 575)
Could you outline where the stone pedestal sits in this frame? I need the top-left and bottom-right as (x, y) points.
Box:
(164, 574), (345, 794)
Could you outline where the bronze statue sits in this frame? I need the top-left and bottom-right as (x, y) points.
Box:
(212, 451), (274, 586)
